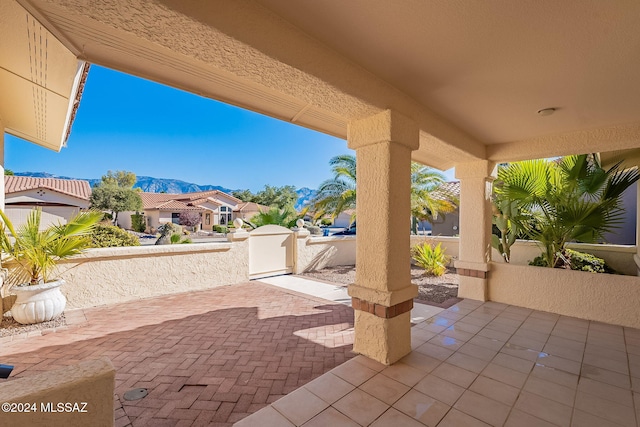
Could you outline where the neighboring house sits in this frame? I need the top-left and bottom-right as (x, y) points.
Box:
(4, 175), (91, 229)
(333, 209), (355, 228)
(233, 202), (271, 223)
(119, 190), (242, 231)
(427, 181), (460, 237)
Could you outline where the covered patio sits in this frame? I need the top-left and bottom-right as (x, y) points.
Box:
(2, 0), (640, 425)
(2, 278), (639, 426)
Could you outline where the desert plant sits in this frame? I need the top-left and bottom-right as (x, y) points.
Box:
(90, 224), (141, 248)
(411, 242), (451, 276)
(213, 225), (228, 233)
(0, 208), (103, 285)
(491, 199), (523, 263)
(131, 213), (146, 233)
(495, 154), (640, 268)
(529, 249), (612, 273)
(170, 233), (192, 244)
(249, 205), (299, 228)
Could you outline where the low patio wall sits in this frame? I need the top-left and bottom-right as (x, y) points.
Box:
(0, 357), (115, 427)
(489, 262), (640, 328)
(296, 235), (356, 273)
(410, 236), (636, 275)
(4, 241), (250, 310)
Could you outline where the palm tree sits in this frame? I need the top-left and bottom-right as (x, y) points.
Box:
(494, 154), (639, 268)
(247, 205), (301, 228)
(410, 163), (458, 233)
(312, 154), (357, 221)
(313, 154), (457, 230)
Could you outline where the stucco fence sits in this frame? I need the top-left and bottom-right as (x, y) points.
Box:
(2, 232), (640, 328)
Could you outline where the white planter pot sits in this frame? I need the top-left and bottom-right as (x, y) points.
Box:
(11, 280), (67, 325)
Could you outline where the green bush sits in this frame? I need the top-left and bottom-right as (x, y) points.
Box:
(213, 225), (228, 233)
(131, 213), (146, 233)
(320, 218), (332, 226)
(529, 249), (613, 273)
(90, 224), (140, 248)
(411, 242), (450, 276)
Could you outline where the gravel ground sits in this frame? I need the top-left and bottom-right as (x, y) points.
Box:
(1, 314), (66, 338)
(302, 265), (459, 305)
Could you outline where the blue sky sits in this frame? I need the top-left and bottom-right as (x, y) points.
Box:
(6, 65), (453, 191)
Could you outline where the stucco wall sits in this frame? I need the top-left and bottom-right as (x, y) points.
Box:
(489, 262), (640, 328)
(4, 241), (250, 310)
(296, 235), (357, 273)
(5, 206), (81, 230)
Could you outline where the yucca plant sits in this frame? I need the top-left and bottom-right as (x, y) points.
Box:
(411, 242), (451, 276)
(0, 208), (103, 285)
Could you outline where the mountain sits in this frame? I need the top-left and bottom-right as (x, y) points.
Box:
(13, 172), (316, 208)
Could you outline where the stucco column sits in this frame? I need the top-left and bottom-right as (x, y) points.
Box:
(347, 110), (418, 365)
(454, 161), (496, 301)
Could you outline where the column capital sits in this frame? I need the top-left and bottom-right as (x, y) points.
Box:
(347, 110), (419, 151)
(455, 160), (497, 180)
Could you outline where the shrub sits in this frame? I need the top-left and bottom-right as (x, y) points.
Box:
(411, 242), (450, 276)
(131, 213), (146, 233)
(170, 233), (192, 244)
(90, 224), (140, 248)
(529, 249), (613, 273)
(213, 225), (228, 233)
(320, 218), (332, 226)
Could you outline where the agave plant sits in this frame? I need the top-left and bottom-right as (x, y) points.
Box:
(0, 208), (103, 285)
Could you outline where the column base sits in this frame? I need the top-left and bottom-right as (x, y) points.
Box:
(352, 310), (412, 365)
(458, 275), (488, 301)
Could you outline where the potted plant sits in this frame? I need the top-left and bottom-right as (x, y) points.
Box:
(0, 208), (102, 324)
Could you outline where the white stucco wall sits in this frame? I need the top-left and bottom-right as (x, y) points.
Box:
(5, 241), (250, 309)
(490, 262), (640, 328)
(296, 235), (357, 273)
(5, 206), (81, 230)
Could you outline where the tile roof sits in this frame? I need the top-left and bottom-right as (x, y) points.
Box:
(139, 190), (239, 210)
(155, 200), (204, 211)
(5, 175), (91, 200)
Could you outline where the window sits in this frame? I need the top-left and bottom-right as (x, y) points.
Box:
(220, 206), (232, 225)
(171, 213), (180, 224)
(205, 213), (210, 225)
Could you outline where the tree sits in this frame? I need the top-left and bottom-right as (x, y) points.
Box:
(247, 205), (300, 228)
(494, 154), (640, 268)
(179, 211), (202, 231)
(233, 185), (298, 210)
(89, 170), (142, 227)
(4, 169), (14, 176)
(311, 154), (357, 220)
(312, 154), (456, 230)
(410, 163), (458, 233)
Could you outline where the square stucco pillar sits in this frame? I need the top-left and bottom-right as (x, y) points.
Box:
(347, 110), (419, 365)
(454, 161), (496, 301)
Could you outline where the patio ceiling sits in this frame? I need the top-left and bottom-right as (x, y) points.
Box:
(0, 0), (86, 151)
(14, 0), (640, 169)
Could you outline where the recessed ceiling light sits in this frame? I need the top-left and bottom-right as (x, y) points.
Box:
(537, 108), (556, 116)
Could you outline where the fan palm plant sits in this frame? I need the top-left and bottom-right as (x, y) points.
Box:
(248, 205), (301, 228)
(0, 208), (103, 285)
(494, 154), (639, 268)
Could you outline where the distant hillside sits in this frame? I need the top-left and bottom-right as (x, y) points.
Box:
(13, 172), (316, 209)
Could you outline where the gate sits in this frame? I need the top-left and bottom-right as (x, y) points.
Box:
(248, 225), (294, 279)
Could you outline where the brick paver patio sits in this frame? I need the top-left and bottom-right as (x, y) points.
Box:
(0, 282), (355, 426)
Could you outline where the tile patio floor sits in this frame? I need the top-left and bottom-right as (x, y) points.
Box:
(2, 278), (640, 426)
(237, 298), (640, 427)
